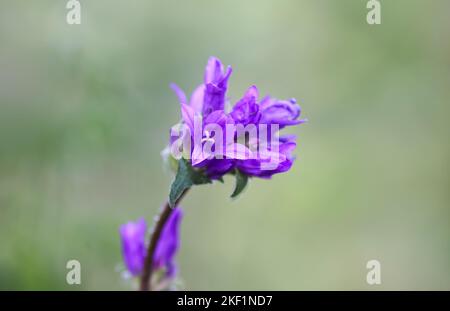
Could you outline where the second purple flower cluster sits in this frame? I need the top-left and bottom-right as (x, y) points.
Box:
(119, 208), (183, 281)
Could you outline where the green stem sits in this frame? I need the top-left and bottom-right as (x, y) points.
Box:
(139, 188), (189, 291)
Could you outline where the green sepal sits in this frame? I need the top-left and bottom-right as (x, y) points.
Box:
(230, 169), (249, 198)
(168, 159), (211, 207)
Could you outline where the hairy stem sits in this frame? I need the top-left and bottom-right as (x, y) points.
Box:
(139, 188), (189, 291)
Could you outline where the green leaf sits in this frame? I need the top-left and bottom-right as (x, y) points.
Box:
(168, 159), (211, 207)
(231, 170), (249, 198)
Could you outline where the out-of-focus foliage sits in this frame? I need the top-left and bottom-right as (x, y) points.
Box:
(0, 0), (449, 290)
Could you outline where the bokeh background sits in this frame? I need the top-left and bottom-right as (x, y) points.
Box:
(1, 0), (449, 290)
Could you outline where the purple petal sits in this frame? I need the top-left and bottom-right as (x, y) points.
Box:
(202, 57), (232, 117)
(259, 98), (302, 127)
(225, 143), (253, 160)
(204, 57), (224, 84)
(190, 84), (205, 113)
(119, 218), (147, 276)
(205, 159), (235, 179)
(204, 109), (229, 126)
(236, 136), (297, 178)
(170, 83), (187, 104)
(191, 144), (211, 166)
(180, 103), (195, 132)
(230, 86), (261, 125)
(244, 85), (259, 99)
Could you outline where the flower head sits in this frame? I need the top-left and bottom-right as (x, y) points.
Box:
(169, 57), (305, 182)
(119, 218), (147, 276)
(119, 208), (183, 278)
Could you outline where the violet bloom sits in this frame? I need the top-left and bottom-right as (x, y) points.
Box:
(236, 134), (297, 178)
(171, 68), (250, 178)
(230, 86), (305, 178)
(202, 57), (232, 116)
(259, 97), (303, 128)
(170, 57), (243, 178)
(119, 208), (183, 278)
(119, 218), (147, 276)
(230, 85), (261, 126)
(170, 56), (232, 117)
(231, 85), (304, 129)
(180, 107), (250, 168)
(169, 57), (304, 180)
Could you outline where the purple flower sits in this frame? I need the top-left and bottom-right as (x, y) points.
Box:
(230, 86), (261, 126)
(169, 57), (304, 180)
(170, 57), (241, 176)
(172, 100), (251, 177)
(229, 86), (303, 178)
(202, 57), (232, 117)
(259, 97), (304, 128)
(170, 57), (232, 117)
(119, 208), (183, 278)
(119, 218), (147, 276)
(236, 135), (297, 178)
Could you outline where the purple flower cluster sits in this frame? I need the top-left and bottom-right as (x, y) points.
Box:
(170, 57), (305, 180)
(119, 57), (305, 287)
(119, 208), (183, 278)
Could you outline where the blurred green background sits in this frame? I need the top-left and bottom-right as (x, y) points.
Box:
(1, 0), (449, 290)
